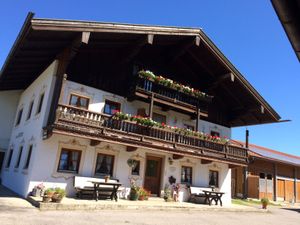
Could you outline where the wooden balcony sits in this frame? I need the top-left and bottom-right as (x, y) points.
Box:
(132, 77), (213, 117)
(48, 104), (248, 166)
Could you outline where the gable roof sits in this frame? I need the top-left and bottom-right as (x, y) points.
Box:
(234, 140), (300, 166)
(0, 12), (282, 127)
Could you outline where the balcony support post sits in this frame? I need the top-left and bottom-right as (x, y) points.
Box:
(149, 92), (154, 119)
(196, 103), (200, 131)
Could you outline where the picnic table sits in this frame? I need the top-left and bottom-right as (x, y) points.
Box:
(203, 190), (225, 206)
(90, 181), (122, 202)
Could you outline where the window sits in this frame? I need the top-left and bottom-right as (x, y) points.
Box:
(210, 131), (220, 137)
(209, 170), (219, 187)
(184, 124), (195, 131)
(36, 93), (45, 115)
(181, 166), (192, 184)
(57, 148), (81, 173)
(23, 145), (33, 169)
(15, 146), (23, 168)
(152, 113), (166, 124)
(15, 108), (23, 126)
(69, 94), (89, 109)
(131, 160), (140, 176)
(5, 149), (13, 168)
(95, 153), (114, 176)
(103, 100), (120, 115)
(27, 100), (34, 120)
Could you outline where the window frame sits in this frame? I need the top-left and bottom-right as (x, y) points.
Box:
(210, 131), (220, 137)
(181, 166), (193, 185)
(94, 153), (115, 177)
(23, 145), (33, 170)
(69, 93), (90, 109)
(209, 170), (219, 188)
(57, 148), (82, 174)
(36, 93), (45, 115)
(26, 100), (34, 120)
(15, 108), (23, 126)
(5, 149), (13, 168)
(103, 100), (121, 115)
(15, 146), (23, 168)
(152, 112), (167, 124)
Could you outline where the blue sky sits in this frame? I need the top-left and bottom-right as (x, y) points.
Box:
(1, 1), (299, 156)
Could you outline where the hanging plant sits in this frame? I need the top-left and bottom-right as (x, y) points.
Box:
(127, 159), (138, 168)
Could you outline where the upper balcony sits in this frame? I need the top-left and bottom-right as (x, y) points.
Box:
(47, 104), (249, 166)
(129, 71), (213, 118)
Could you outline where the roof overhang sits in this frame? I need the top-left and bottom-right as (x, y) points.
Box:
(271, 0), (300, 61)
(0, 12), (282, 127)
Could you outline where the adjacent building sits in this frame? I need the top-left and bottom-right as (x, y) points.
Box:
(0, 13), (281, 205)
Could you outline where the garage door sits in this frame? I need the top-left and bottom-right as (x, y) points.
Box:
(285, 180), (294, 202)
(297, 182), (300, 203)
(277, 179), (285, 200)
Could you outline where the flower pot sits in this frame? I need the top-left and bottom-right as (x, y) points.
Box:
(42, 196), (51, 203)
(51, 194), (63, 203)
(138, 195), (145, 201)
(129, 192), (139, 201)
(262, 202), (267, 209)
(104, 176), (110, 183)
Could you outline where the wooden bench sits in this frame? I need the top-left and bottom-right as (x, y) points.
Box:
(189, 186), (213, 204)
(74, 176), (119, 199)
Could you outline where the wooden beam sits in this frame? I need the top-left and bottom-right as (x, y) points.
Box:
(126, 146), (137, 152)
(90, 139), (101, 146)
(173, 154), (184, 160)
(208, 73), (232, 91)
(123, 34), (154, 63)
(149, 93), (154, 118)
(82, 32), (90, 44)
(273, 163), (277, 201)
(201, 159), (212, 164)
(46, 32), (90, 128)
(243, 167), (248, 199)
(196, 104), (200, 131)
(169, 36), (200, 62)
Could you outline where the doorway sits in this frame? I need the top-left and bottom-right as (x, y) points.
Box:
(144, 155), (162, 196)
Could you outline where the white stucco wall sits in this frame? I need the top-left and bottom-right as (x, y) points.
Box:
(0, 90), (22, 151)
(28, 133), (232, 206)
(1, 60), (58, 196)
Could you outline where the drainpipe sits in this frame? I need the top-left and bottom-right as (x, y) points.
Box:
(243, 129), (249, 199)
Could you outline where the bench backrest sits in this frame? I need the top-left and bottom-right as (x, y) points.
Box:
(74, 176), (118, 189)
(190, 186), (213, 195)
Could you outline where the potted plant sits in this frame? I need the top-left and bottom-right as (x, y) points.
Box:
(51, 188), (66, 203)
(163, 184), (172, 202)
(129, 179), (139, 201)
(42, 188), (55, 203)
(261, 197), (269, 209)
(138, 187), (148, 201)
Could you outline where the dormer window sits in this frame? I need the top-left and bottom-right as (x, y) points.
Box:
(69, 94), (89, 109)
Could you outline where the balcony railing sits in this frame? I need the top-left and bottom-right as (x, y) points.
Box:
(53, 104), (248, 164)
(135, 77), (213, 108)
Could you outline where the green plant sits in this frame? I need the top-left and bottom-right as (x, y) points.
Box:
(44, 188), (55, 197)
(163, 184), (172, 202)
(54, 187), (66, 198)
(261, 197), (269, 209)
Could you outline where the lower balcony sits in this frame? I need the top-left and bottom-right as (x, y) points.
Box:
(45, 104), (248, 166)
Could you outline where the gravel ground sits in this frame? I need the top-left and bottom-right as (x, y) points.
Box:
(0, 185), (299, 225)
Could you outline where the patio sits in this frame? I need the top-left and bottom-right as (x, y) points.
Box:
(27, 195), (266, 212)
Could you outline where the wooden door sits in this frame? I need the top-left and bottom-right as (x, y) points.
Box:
(297, 182), (300, 203)
(277, 179), (285, 200)
(144, 156), (162, 196)
(248, 175), (259, 199)
(285, 180), (294, 202)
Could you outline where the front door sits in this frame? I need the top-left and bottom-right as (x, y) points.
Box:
(144, 156), (162, 196)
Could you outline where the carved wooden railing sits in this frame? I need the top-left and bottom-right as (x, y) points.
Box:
(136, 77), (213, 107)
(55, 104), (248, 161)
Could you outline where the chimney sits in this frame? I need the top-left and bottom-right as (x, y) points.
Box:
(245, 129), (249, 148)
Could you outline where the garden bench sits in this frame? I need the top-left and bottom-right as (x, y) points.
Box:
(73, 176), (119, 199)
(189, 186), (213, 204)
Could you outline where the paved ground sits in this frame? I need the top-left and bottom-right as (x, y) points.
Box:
(0, 186), (299, 225)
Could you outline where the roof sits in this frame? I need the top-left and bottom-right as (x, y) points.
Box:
(234, 140), (300, 166)
(0, 12), (282, 127)
(271, 0), (300, 61)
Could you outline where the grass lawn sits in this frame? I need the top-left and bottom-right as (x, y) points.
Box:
(232, 198), (281, 207)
